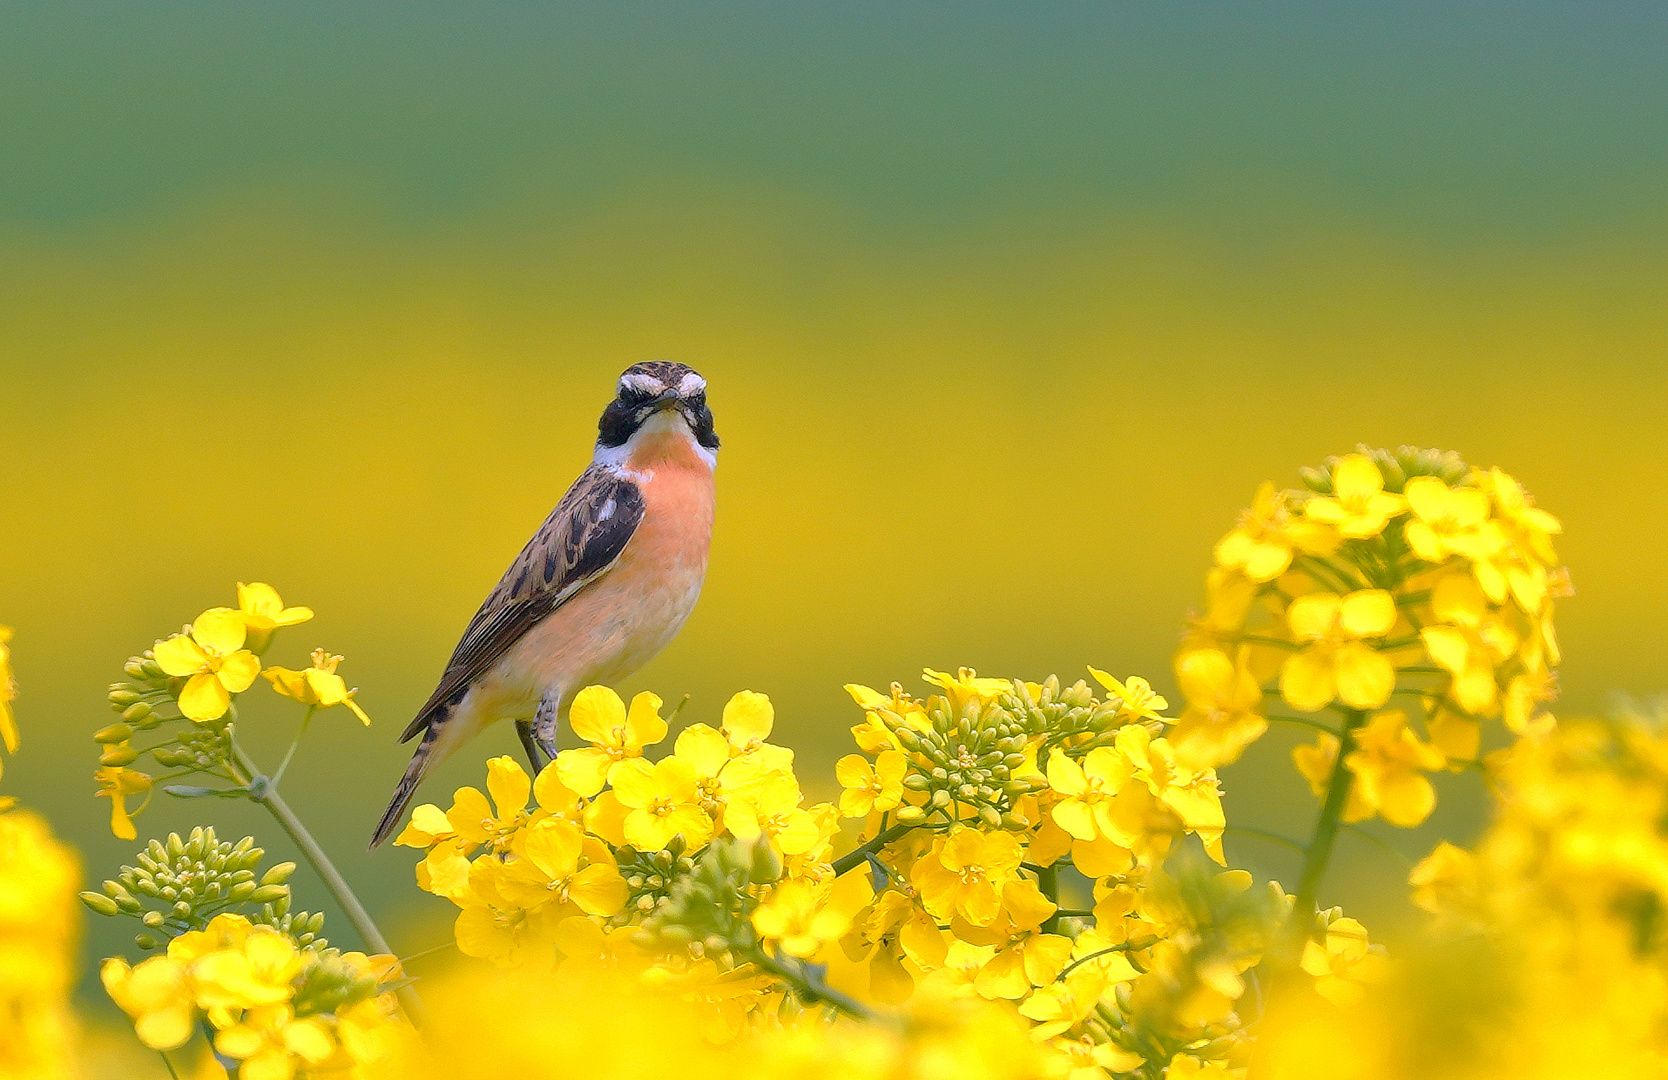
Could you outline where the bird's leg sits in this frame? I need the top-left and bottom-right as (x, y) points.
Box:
(515, 719), (547, 775)
(530, 692), (562, 767)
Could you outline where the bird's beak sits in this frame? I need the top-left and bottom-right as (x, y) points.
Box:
(648, 389), (680, 410)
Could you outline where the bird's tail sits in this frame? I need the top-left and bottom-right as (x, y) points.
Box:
(369, 724), (442, 849)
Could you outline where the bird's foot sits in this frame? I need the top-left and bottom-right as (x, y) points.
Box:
(515, 720), (548, 775)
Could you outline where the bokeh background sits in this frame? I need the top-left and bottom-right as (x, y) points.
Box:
(3, 2), (1666, 982)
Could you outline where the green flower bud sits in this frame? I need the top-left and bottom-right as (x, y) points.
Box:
(249, 885), (290, 904)
(142, 911), (164, 928)
(930, 789), (951, 809)
(171, 901), (191, 918)
(260, 862), (297, 886)
(749, 839), (782, 885)
(94, 723), (134, 743)
(895, 806), (926, 824)
(135, 933), (160, 951)
(123, 661), (147, 680)
(901, 774), (932, 791)
(99, 746), (140, 767)
(79, 892), (120, 917)
(228, 881), (257, 902)
(979, 806), (1002, 829)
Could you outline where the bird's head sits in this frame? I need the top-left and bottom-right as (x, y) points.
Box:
(595, 361), (719, 467)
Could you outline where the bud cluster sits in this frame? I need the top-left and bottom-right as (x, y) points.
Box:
(78, 826), (297, 950)
(1299, 444), (1469, 497)
(634, 838), (774, 963)
(1004, 675), (1145, 755)
(884, 699), (1047, 829)
(613, 838), (699, 923)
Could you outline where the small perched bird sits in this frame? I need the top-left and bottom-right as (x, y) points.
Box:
(370, 361), (718, 848)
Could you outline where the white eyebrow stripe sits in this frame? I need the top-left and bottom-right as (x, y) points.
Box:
(676, 371), (706, 395)
(619, 372), (662, 394)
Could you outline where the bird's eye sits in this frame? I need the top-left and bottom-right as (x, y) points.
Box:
(619, 384), (654, 405)
(687, 391), (706, 409)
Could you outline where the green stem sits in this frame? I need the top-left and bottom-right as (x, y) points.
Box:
(830, 821), (912, 876)
(1265, 715), (1339, 736)
(1340, 823), (1414, 868)
(227, 737), (426, 1025)
(753, 951), (871, 1019)
(1038, 863), (1061, 935)
(1225, 824), (1307, 854)
(269, 706), (315, 789)
(1287, 708), (1365, 951)
(159, 1051), (182, 1080)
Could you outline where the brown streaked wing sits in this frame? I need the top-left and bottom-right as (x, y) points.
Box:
(399, 466), (646, 742)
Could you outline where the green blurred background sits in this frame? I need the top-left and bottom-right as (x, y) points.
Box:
(3, 2), (1666, 975)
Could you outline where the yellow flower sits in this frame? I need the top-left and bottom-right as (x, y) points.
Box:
(214, 1004), (336, 1080)
(1018, 964), (1113, 1039)
(1292, 735), (1372, 823)
(1302, 454), (1407, 538)
(0, 625), (16, 755)
(1169, 647), (1267, 768)
(1477, 466), (1561, 564)
(95, 764), (152, 840)
(752, 869), (873, 959)
(191, 926), (306, 1011)
(913, 827), (1023, 926)
(1409, 840), (1480, 921)
(921, 668), (1012, 713)
(153, 608), (262, 721)
(1214, 482), (1339, 583)
(261, 648), (371, 724)
(235, 582), (313, 654)
(101, 955), (196, 1049)
(555, 687), (666, 797)
(1343, 711), (1445, 827)
(1402, 476), (1490, 563)
(452, 860), (564, 965)
(609, 756), (714, 851)
(1279, 590), (1398, 712)
(1089, 668), (1169, 720)
(498, 818), (627, 917)
(444, 756), (534, 849)
(1046, 746), (1132, 842)
(718, 689), (775, 753)
(1300, 916), (1388, 1005)
(836, 750), (907, 818)
(723, 772), (820, 855)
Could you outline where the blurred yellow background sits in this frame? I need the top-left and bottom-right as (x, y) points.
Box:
(2, 5), (1665, 965)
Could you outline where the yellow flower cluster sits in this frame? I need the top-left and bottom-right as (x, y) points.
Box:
(94, 583), (369, 839)
(402, 668), (1303, 1074)
(101, 912), (408, 1079)
(398, 687), (830, 968)
(1184, 448), (1565, 830)
(0, 804), (81, 1080)
(0, 631), (82, 1080)
(1263, 713), (1668, 1079)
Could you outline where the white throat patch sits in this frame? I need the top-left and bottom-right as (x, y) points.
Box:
(593, 408), (717, 473)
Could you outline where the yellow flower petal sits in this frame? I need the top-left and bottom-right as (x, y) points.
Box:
(191, 608), (248, 655)
(1338, 590), (1396, 638)
(568, 685), (626, 747)
(153, 634), (209, 677)
(721, 690), (774, 745)
(178, 672), (231, 721)
(216, 651), (261, 695)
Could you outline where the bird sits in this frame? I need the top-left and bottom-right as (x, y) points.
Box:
(370, 361), (718, 848)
